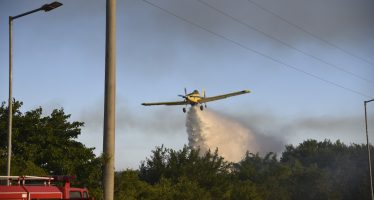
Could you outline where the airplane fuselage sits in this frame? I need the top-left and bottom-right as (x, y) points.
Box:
(186, 95), (201, 105)
(185, 90), (202, 105)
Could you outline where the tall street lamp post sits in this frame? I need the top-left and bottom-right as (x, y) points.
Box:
(365, 98), (374, 200)
(7, 1), (62, 185)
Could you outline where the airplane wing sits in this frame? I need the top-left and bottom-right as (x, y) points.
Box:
(198, 90), (250, 103)
(142, 100), (188, 106)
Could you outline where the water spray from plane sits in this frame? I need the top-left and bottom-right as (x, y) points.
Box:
(186, 106), (259, 162)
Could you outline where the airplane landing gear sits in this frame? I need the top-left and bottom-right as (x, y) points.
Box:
(200, 105), (204, 111)
(183, 107), (186, 113)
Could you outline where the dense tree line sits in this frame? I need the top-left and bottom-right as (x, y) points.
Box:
(0, 101), (373, 199)
(116, 142), (372, 200)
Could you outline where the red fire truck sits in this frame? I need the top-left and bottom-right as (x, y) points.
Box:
(0, 175), (93, 200)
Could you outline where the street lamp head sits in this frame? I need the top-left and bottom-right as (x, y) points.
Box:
(41, 1), (63, 12)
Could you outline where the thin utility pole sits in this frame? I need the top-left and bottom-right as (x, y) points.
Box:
(103, 0), (116, 199)
(365, 99), (374, 200)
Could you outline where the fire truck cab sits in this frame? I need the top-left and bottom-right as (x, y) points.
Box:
(0, 175), (93, 200)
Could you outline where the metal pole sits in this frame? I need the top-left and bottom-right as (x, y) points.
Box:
(12, 8), (42, 20)
(6, 2), (62, 185)
(7, 16), (13, 186)
(103, 0), (116, 199)
(366, 99), (374, 200)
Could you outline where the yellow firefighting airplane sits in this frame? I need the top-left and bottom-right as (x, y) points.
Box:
(142, 88), (250, 113)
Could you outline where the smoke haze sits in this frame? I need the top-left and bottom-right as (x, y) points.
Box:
(186, 106), (282, 162)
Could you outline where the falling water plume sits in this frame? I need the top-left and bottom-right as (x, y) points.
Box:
(186, 107), (259, 162)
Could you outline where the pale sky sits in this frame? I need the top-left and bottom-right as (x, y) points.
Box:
(0, 0), (373, 170)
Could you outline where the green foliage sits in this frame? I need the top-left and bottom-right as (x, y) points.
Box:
(117, 140), (374, 200)
(230, 180), (260, 200)
(2, 101), (373, 200)
(281, 139), (371, 200)
(0, 100), (103, 198)
(115, 170), (154, 200)
(139, 146), (232, 199)
(232, 152), (292, 199)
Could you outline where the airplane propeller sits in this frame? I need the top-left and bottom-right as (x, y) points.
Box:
(181, 88), (188, 113)
(178, 88), (188, 99)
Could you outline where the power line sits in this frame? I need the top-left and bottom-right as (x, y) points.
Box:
(198, 0), (374, 85)
(141, 0), (373, 99)
(247, 0), (374, 68)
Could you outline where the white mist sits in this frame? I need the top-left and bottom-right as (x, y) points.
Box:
(186, 107), (258, 162)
